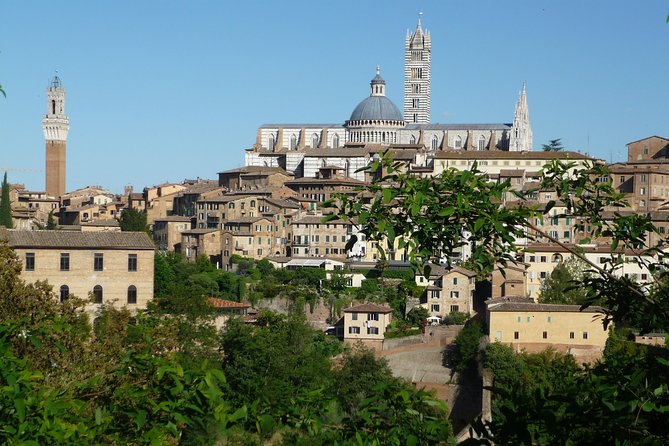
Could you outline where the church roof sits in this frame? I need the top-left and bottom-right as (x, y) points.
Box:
(259, 123), (343, 129)
(349, 95), (403, 122)
(405, 123), (512, 131)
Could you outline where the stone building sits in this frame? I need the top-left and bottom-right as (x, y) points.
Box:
(2, 228), (155, 313)
(153, 216), (192, 251)
(417, 266), (477, 317)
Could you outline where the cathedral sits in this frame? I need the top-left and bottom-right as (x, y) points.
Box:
(245, 19), (532, 181)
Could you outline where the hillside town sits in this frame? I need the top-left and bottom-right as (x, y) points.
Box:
(1, 12), (668, 445)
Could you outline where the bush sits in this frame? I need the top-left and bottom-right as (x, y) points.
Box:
(449, 321), (484, 374)
(385, 327), (422, 339)
(443, 311), (470, 325)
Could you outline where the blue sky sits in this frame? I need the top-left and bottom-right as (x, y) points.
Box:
(1, 0), (667, 193)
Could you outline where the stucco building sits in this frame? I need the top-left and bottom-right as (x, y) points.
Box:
(2, 229), (155, 314)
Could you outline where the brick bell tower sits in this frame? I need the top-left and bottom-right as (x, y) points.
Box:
(42, 74), (70, 198)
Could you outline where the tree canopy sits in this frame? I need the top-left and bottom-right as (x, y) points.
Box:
(330, 155), (669, 443)
(541, 138), (564, 152)
(118, 207), (150, 233)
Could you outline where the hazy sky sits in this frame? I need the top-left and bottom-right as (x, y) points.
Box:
(1, 0), (667, 193)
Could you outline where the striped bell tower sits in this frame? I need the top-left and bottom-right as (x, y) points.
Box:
(404, 15), (431, 124)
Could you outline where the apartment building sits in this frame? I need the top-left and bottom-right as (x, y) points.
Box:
(416, 265), (476, 317)
(153, 216), (192, 251)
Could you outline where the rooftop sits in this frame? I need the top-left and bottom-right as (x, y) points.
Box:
(1, 228), (154, 250)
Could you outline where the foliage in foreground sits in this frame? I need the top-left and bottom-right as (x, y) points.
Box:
(0, 243), (453, 444)
(330, 155), (669, 444)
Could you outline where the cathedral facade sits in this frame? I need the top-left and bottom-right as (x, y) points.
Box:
(245, 19), (532, 180)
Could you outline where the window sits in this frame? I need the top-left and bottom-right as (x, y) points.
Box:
(60, 285), (69, 303)
(430, 290), (439, 299)
(547, 315), (552, 323)
(290, 135), (297, 150)
(569, 331), (575, 339)
(450, 291), (460, 299)
(25, 253), (35, 271)
(455, 136), (462, 149)
(348, 326), (360, 334)
(94, 253), (104, 271)
(352, 313), (358, 321)
(620, 176), (625, 183)
(431, 304), (440, 312)
(453, 277), (458, 285)
(93, 285), (103, 304)
(514, 331), (519, 340)
(543, 331), (548, 339)
(517, 316), (522, 323)
(128, 254), (138, 272)
(640, 187), (646, 196)
(641, 174), (646, 183)
(127, 285), (137, 304)
(478, 135), (485, 151)
(583, 332), (588, 339)
(367, 327), (379, 335)
(367, 313), (379, 321)
(450, 305), (459, 313)
(60, 253), (70, 271)
(333, 134), (340, 148)
(311, 133), (319, 148)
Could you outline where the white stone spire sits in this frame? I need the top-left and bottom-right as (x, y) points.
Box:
(509, 82), (532, 151)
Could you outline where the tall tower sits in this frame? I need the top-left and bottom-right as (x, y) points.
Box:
(509, 83), (533, 151)
(404, 16), (431, 124)
(42, 75), (69, 198)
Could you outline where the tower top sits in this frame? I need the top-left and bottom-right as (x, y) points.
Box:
(50, 73), (62, 89)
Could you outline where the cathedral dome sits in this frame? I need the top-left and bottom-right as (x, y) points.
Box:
(349, 95), (403, 122)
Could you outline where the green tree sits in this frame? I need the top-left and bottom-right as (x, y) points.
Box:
(220, 311), (335, 416)
(0, 172), (13, 228)
(541, 138), (564, 152)
(406, 306), (429, 326)
(538, 256), (590, 304)
(449, 321), (484, 374)
(118, 207), (149, 233)
(45, 210), (57, 229)
(331, 155), (669, 443)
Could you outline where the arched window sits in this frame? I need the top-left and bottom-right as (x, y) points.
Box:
(127, 285), (137, 305)
(431, 136), (439, 150)
(250, 200), (256, 208)
(478, 135), (486, 151)
(268, 134), (275, 150)
(51, 100), (56, 115)
(228, 202), (235, 209)
(290, 134), (297, 150)
(60, 285), (69, 303)
(332, 134), (340, 148)
(311, 133), (319, 148)
(93, 285), (103, 304)
(410, 135), (417, 144)
(552, 254), (563, 263)
(455, 135), (463, 149)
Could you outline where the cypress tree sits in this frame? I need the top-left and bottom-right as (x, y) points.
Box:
(0, 172), (13, 228)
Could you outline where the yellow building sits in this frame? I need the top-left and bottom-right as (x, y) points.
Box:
(487, 301), (609, 361)
(2, 229), (155, 313)
(342, 303), (393, 350)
